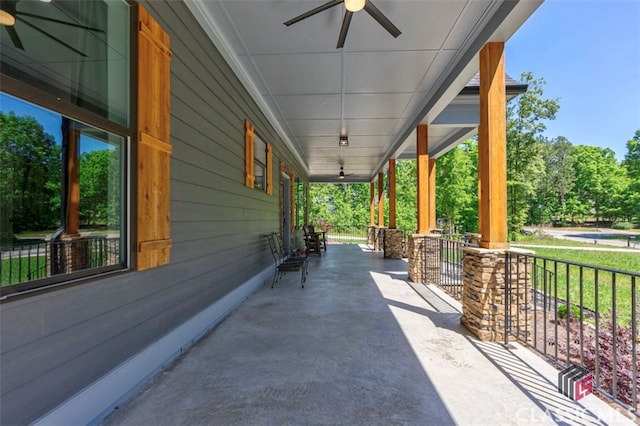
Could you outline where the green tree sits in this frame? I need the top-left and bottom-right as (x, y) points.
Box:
(436, 140), (477, 233)
(622, 129), (640, 223)
(569, 145), (626, 225)
(79, 148), (120, 227)
(623, 129), (640, 180)
(395, 160), (416, 233)
(534, 136), (575, 225)
(0, 111), (60, 244)
(308, 183), (369, 230)
(507, 72), (559, 238)
(563, 195), (590, 224)
(308, 162), (417, 234)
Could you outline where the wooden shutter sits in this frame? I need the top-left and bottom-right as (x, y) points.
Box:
(266, 143), (273, 195)
(136, 5), (172, 270)
(244, 120), (255, 188)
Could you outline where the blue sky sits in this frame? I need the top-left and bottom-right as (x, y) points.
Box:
(0, 93), (111, 153)
(0, 93), (62, 142)
(505, 0), (640, 161)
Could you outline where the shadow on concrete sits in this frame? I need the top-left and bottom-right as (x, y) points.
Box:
(102, 244), (456, 425)
(103, 244), (636, 425)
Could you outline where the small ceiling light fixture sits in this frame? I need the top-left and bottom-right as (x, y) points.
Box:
(344, 0), (365, 12)
(0, 1), (17, 26)
(339, 136), (349, 147)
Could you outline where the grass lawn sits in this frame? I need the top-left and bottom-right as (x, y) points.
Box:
(1, 256), (48, 286)
(530, 247), (640, 272)
(526, 247), (639, 327)
(488, 228), (638, 324)
(512, 235), (624, 248)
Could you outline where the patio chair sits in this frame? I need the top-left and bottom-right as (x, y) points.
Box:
(306, 225), (326, 253)
(274, 231), (309, 264)
(265, 233), (308, 288)
(303, 227), (320, 256)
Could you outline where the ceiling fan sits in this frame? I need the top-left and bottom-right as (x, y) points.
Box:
(338, 166), (354, 179)
(0, 0), (104, 57)
(284, 0), (401, 49)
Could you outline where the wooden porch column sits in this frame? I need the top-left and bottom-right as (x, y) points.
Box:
(377, 172), (384, 227)
(416, 124), (429, 233)
(64, 124), (80, 237)
(370, 182), (375, 226)
(388, 159), (396, 229)
(478, 42), (508, 249)
(384, 158), (403, 258)
(428, 158), (436, 230)
(305, 184), (310, 226)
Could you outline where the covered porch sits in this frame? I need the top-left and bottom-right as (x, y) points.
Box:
(93, 245), (629, 425)
(4, 1), (636, 424)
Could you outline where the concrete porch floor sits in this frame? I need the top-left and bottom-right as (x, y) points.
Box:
(102, 244), (635, 426)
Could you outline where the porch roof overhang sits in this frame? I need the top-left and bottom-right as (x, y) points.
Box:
(185, 0), (541, 183)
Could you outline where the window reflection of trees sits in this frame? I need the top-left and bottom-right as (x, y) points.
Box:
(0, 95), (124, 287)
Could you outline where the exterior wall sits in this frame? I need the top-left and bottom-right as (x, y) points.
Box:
(0, 2), (306, 425)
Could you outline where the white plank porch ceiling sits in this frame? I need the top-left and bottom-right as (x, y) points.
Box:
(187, 0), (542, 182)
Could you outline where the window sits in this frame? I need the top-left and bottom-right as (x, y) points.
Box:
(244, 120), (273, 194)
(0, 94), (126, 292)
(0, 0), (132, 295)
(0, 0), (131, 127)
(254, 135), (267, 190)
(1, 2), (171, 295)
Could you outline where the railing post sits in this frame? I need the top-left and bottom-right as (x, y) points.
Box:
(438, 238), (443, 287)
(504, 251), (511, 347)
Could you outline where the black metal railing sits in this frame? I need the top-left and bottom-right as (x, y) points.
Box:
(414, 233), (638, 414)
(307, 222), (419, 247)
(1, 237), (121, 286)
(304, 223), (367, 244)
(0, 240), (49, 285)
(506, 252), (639, 415)
(438, 238), (471, 300)
(417, 234), (472, 300)
(321, 224), (368, 244)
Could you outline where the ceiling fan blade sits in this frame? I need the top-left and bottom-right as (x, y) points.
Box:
(16, 12), (104, 32)
(336, 11), (353, 48)
(284, 0), (343, 26)
(363, 0), (401, 38)
(17, 17), (88, 57)
(5, 26), (25, 50)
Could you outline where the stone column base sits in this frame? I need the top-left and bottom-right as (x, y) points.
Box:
(367, 226), (377, 246)
(461, 247), (533, 342)
(384, 229), (403, 259)
(375, 227), (386, 251)
(48, 235), (90, 274)
(407, 234), (440, 283)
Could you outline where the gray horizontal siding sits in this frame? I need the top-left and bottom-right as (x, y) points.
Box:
(0, 1), (306, 424)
